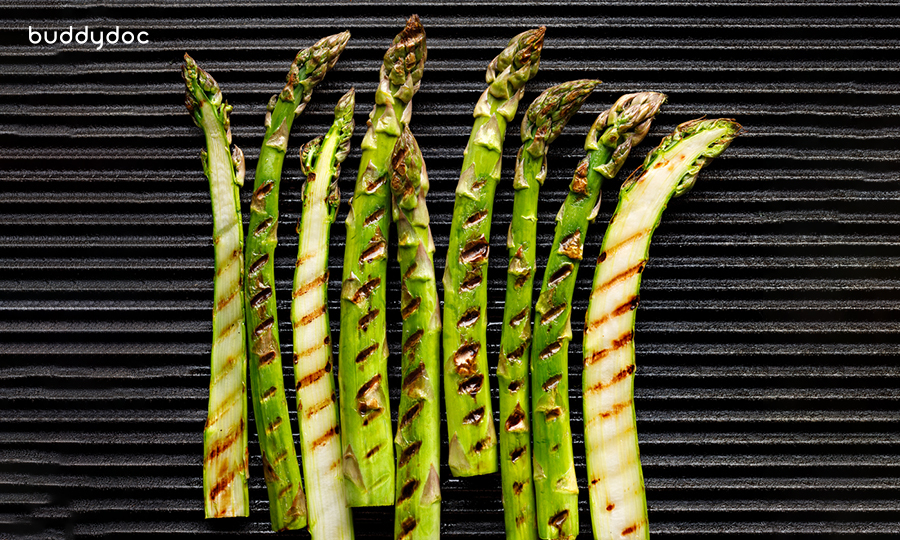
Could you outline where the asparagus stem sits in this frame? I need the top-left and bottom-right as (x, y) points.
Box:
(443, 27), (545, 478)
(292, 89), (356, 540)
(390, 127), (442, 540)
(498, 80), (599, 540)
(245, 31), (349, 531)
(182, 54), (249, 519)
(339, 15), (427, 507)
(532, 92), (666, 540)
(583, 118), (741, 540)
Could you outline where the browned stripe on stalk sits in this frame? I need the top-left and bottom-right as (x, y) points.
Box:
(217, 287), (241, 312)
(293, 271), (328, 298)
(622, 523), (645, 536)
(296, 304), (326, 327)
(585, 331), (634, 366)
(358, 308), (380, 330)
(360, 240), (386, 264)
(365, 444), (382, 459)
(403, 330), (423, 354)
(215, 249), (240, 278)
(265, 416), (283, 435)
(208, 471), (238, 506)
(352, 277), (381, 304)
(364, 208), (385, 227)
(586, 364), (636, 394)
(206, 417), (245, 462)
(305, 393), (335, 420)
(295, 339), (327, 362)
(402, 363), (426, 392)
(204, 385), (243, 429)
(540, 302), (567, 325)
(355, 343), (378, 364)
(272, 449), (288, 466)
(592, 261), (646, 298)
(457, 307), (480, 328)
(248, 254), (268, 274)
(399, 401), (423, 430)
(596, 230), (648, 265)
(296, 366), (326, 389)
(462, 406), (485, 425)
(458, 373), (483, 397)
(401, 298), (420, 320)
(398, 441), (421, 468)
(586, 398), (635, 424)
(397, 479), (419, 503)
(249, 287), (271, 308)
(586, 295), (640, 332)
(277, 481), (295, 501)
(311, 426), (337, 449)
(261, 385), (278, 401)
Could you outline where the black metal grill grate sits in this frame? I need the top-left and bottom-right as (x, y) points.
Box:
(2, 1), (900, 538)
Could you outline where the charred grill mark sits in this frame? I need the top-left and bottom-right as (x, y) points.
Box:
(364, 208), (385, 227)
(514, 272), (531, 288)
(401, 298), (420, 320)
(261, 385), (278, 401)
(507, 379), (523, 393)
(398, 441), (422, 468)
(295, 339), (327, 361)
(458, 373), (484, 397)
(452, 343), (480, 376)
(598, 231), (648, 266)
(586, 364), (636, 394)
(510, 446), (526, 462)
(473, 437), (489, 452)
(462, 406), (485, 425)
(460, 237), (489, 266)
(208, 471), (238, 505)
(549, 510), (569, 530)
(545, 407), (563, 421)
(464, 210), (488, 228)
(266, 416), (283, 435)
(509, 307), (529, 328)
(297, 304), (326, 327)
(254, 181), (274, 200)
(399, 401), (423, 430)
(399, 517), (417, 537)
(365, 173), (385, 193)
(355, 343), (378, 364)
(255, 317), (275, 336)
(360, 239), (387, 264)
(540, 302), (567, 325)
(272, 450), (288, 466)
(249, 254), (268, 274)
(587, 295), (640, 331)
(607, 503), (615, 511)
(249, 287), (271, 308)
(506, 343), (526, 363)
(585, 331), (634, 366)
(311, 426), (337, 449)
(365, 444), (382, 459)
(356, 374), (382, 403)
(305, 393), (335, 420)
(460, 270), (482, 292)
(600, 398), (633, 419)
(277, 481), (294, 500)
(592, 260), (645, 297)
(513, 481), (525, 495)
(259, 351), (276, 367)
(402, 363), (426, 392)
(542, 374), (562, 392)
(505, 403), (527, 432)
(255, 217), (274, 236)
(296, 366), (326, 389)
(217, 288), (241, 312)
(352, 277), (381, 304)
(548, 263), (573, 287)
(457, 307), (480, 328)
(539, 339), (562, 360)
(403, 330), (424, 354)
(403, 261), (418, 280)
(358, 308), (379, 330)
(398, 479), (419, 503)
(206, 420), (244, 462)
(293, 272), (328, 298)
(622, 524), (640, 536)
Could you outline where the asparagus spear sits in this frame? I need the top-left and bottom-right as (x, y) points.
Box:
(498, 79), (599, 540)
(583, 118), (741, 540)
(532, 92), (666, 540)
(182, 54), (249, 519)
(389, 127), (441, 540)
(245, 31), (349, 531)
(292, 89), (356, 540)
(340, 15), (426, 507)
(443, 27), (545, 478)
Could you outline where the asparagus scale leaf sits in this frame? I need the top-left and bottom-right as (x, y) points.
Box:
(245, 31), (349, 531)
(292, 89), (356, 540)
(340, 15), (426, 507)
(182, 54), (249, 519)
(583, 118), (741, 540)
(443, 26), (545, 478)
(532, 92), (666, 540)
(390, 127), (442, 540)
(498, 79), (599, 540)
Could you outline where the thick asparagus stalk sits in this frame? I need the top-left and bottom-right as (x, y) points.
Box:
(245, 31), (349, 531)
(532, 92), (666, 540)
(182, 54), (249, 519)
(292, 89), (356, 540)
(390, 127), (441, 540)
(498, 79), (599, 540)
(584, 118), (741, 540)
(340, 15), (426, 507)
(443, 27), (545, 478)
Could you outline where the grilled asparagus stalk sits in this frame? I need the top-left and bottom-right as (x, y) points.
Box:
(292, 89), (356, 540)
(245, 31), (349, 530)
(583, 118), (741, 540)
(532, 92), (666, 540)
(182, 54), (249, 519)
(443, 27), (545, 478)
(499, 79), (599, 540)
(340, 15), (427, 507)
(390, 127), (442, 540)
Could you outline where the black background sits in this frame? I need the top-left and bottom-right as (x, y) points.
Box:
(2, 1), (900, 538)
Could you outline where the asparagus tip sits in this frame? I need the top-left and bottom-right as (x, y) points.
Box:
(522, 78), (601, 154)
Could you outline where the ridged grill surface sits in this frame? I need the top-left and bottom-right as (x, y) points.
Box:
(2, 2), (899, 538)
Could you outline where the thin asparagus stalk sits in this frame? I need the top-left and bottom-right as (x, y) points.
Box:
(245, 31), (349, 531)
(443, 27), (545, 478)
(340, 15), (426, 507)
(182, 54), (249, 519)
(292, 89), (356, 540)
(532, 92), (666, 540)
(390, 127), (441, 540)
(584, 118), (741, 540)
(498, 79), (599, 540)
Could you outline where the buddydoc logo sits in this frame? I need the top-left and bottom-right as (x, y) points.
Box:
(29, 26), (149, 50)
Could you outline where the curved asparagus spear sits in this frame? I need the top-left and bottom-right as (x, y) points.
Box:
(340, 15), (426, 507)
(498, 79), (599, 540)
(390, 127), (441, 540)
(182, 54), (249, 519)
(292, 89), (356, 540)
(443, 27), (545, 478)
(532, 92), (666, 540)
(245, 31), (349, 531)
(584, 118), (741, 540)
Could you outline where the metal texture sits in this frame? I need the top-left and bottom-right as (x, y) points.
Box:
(1, 1), (899, 538)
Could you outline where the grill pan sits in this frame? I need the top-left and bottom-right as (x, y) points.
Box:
(2, 1), (900, 538)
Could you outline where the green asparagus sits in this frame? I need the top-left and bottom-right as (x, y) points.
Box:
(340, 15), (426, 507)
(292, 89), (356, 540)
(443, 27), (545, 478)
(583, 118), (741, 540)
(532, 92), (666, 540)
(245, 31), (349, 531)
(182, 54), (249, 519)
(498, 79), (599, 540)
(390, 127), (442, 540)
